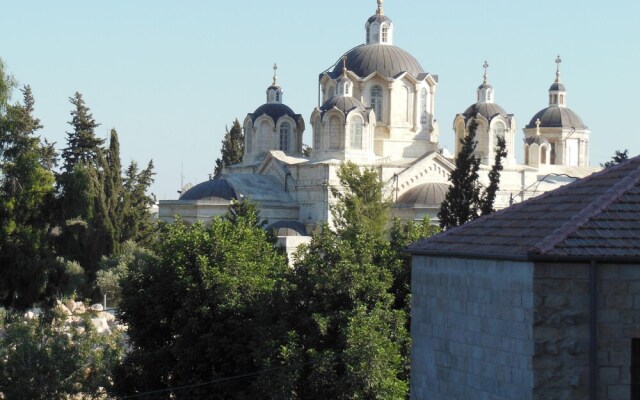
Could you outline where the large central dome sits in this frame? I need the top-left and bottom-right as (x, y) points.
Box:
(331, 44), (424, 79)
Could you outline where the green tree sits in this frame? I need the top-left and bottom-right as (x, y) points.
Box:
(602, 149), (629, 168)
(0, 310), (124, 399)
(275, 228), (409, 399)
(60, 92), (103, 176)
(0, 86), (57, 310)
(438, 119), (482, 229)
(0, 58), (16, 113)
(213, 119), (244, 178)
(330, 161), (391, 240)
(480, 135), (507, 216)
(114, 210), (289, 398)
(120, 160), (156, 246)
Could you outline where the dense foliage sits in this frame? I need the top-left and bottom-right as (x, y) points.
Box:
(114, 207), (290, 398)
(0, 310), (124, 399)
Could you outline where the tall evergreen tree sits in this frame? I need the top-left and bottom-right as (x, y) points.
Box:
(0, 86), (57, 309)
(61, 92), (103, 174)
(213, 119), (244, 178)
(480, 135), (507, 216)
(438, 118), (482, 229)
(121, 160), (155, 246)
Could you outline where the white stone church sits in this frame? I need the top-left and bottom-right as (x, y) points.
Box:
(159, 0), (598, 251)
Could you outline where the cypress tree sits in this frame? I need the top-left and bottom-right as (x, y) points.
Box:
(480, 135), (507, 216)
(213, 119), (244, 178)
(438, 118), (481, 230)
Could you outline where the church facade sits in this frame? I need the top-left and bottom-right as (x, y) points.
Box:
(159, 0), (598, 249)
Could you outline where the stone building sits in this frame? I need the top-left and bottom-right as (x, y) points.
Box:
(409, 156), (640, 399)
(159, 0), (598, 241)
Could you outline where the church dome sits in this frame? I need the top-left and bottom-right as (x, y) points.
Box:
(462, 102), (508, 121)
(250, 103), (298, 124)
(331, 44), (424, 79)
(526, 106), (588, 129)
(267, 220), (307, 237)
(179, 178), (237, 201)
(525, 135), (550, 146)
(548, 82), (566, 91)
(396, 182), (450, 207)
(320, 95), (368, 118)
(367, 14), (392, 24)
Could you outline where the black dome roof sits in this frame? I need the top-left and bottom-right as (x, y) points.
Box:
(396, 182), (450, 207)
(251, 103), (298, 123)
(463, 102), (509, 121)
(525, 136), (550, 146)
(526, 106), (588, 129)
(366, 14), (392, 24)
(179, 178), (237, 201)
(267, 220), (308, 237)
(331, 44), (424, 79)
(548, 82), (566, 91)
(320, 95), (368, 117)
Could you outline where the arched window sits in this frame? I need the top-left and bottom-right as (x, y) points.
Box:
(279, 122), (290, 152)
(245, 125), (253, 153)
(366, 25), (371, 44)
(370, 85), (383, 122)
(350, 117), (363, 150)
(329, 117), (340, 150)
(493, 122), (505, 139)
(382, 26), (389, 43)
(275, 91), (280, 102)
(404, 86), (411, 123)
(421, 88), (428, 124)
(258, 121), (271, 152)
(313, 119), (321, 150)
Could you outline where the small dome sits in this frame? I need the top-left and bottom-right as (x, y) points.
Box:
(525, 136), (550, 146)
(366, 14), (392, 24)
(320, 95), (368, 118)
(549, 82), (566, 91)
(251, 103), (298, 124)
(396, 182), (450, 207)
(331, 44), (424, 79)
(463, 102), (508, 121)
(179, 178), (237, 201)
(526, 106), (588, 129)
(267, 220), (307, 237)
(478, 82), (493, 90)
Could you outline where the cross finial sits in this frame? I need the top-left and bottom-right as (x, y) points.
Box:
(483, 61), (489, 84)
(377, 0), (384, 15)
(555, 55), (562, 83)
(535, 118), (541, 135)
(272, 63), (278, 86)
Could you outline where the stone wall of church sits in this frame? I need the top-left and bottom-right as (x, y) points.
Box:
(411, 256), (535, 399)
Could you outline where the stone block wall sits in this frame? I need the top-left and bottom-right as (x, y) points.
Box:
(411, 256), (535, 399)
(533, 262), (640, 400)
(532, 263), (590, 399)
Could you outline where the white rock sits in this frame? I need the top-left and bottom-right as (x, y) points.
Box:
(90, 303), (104, 312)
(91, 317), (111, 335)
(65, 299), (77, 313)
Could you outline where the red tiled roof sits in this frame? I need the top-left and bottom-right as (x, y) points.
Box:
(408, 156), (640, 261)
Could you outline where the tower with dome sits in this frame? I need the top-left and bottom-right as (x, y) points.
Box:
(159, 0), (599, 254)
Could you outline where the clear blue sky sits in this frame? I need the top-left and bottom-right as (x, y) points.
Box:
(2, 0), (639, 199)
